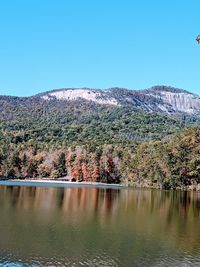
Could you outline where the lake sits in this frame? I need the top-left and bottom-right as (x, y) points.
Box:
(0, 185), (200, 266)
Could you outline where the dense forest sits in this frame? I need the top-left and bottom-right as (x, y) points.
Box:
(0, 95), (200, 189)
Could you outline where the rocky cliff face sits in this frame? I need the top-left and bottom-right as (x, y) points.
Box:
(145, 86), (200, 114)
(40, 88), (119, 106)
(38, 86), (200, 115)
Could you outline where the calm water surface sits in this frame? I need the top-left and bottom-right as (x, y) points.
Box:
(0, 185), (200, 266)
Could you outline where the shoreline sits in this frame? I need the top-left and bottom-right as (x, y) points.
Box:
(0, 179), (199, 191)
(0, 179), (123, 189)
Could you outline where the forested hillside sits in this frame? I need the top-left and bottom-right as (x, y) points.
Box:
(0, 87), (200, 189)
(0, 97), (184, 146)
(124, 127), (200, 189)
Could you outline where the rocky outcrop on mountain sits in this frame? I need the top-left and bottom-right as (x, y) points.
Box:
(1, 85), (200, 116)
(145, 86), (200, 114)
(37, 85), (200, 115)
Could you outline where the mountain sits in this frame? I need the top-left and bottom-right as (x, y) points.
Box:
(37, 85), (200, 114)
(0, 85), (199, 147)
(1, 85), (200, 188)
(1, 85), (200, 116)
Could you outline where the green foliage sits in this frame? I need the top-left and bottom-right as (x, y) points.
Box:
(129, 127), (200, 189)
(56, 153), (67, 177)
(0, 97), (185, 147)
(0, 96), (200, 187)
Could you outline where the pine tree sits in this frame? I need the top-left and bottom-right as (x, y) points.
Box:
(56, 152), (67, 177)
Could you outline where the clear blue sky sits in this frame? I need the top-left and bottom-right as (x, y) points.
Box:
(0, 0), (200, 96)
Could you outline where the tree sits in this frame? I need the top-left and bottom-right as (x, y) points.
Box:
(72, 161), (83, 180)
(91, 166), (100, 182)
(56, 152), (67, 177)
(27, 161), (38, 178)
(11, 152), (21, 168)
(82, 163), (90, 181)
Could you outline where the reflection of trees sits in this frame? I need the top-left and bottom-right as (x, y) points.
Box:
(119, 189), (200, 252)
(0, 186), (120, 220)
(2, 185), (200, 253)
(61, 187), (120, 222)
(0, 186), (200, 260)
(2, 186), (200, 221)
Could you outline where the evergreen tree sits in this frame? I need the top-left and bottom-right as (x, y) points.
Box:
(56, 153), (67, 177)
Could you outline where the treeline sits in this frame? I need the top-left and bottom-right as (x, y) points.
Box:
(125, 127), (200, 189)
(1, 127), (200, 188)
(0, 145), (121, 184)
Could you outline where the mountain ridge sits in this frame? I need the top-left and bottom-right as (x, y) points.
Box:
(39, 85), (200, 114)
(36, 85), (192, 95)
(1, 85), (199, 115)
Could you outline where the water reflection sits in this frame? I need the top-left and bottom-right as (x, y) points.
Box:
(0, 186), (120, 215)
(2, 186), (200, 229)
(1, 186), (200, 266)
